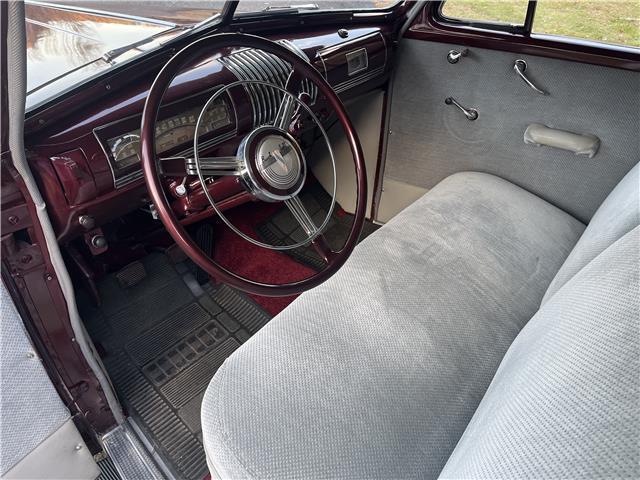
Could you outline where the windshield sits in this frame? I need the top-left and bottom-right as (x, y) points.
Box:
(25, 0), (399, 110)
(41, 1), (226, 24)
(25, 1), (225, 104)
(235, 1), (400, 14)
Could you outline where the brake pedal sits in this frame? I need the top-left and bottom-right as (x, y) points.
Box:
(115, 261), (147, 289)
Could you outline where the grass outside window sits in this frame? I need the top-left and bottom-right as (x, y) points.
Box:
(441, 0), (640, 48)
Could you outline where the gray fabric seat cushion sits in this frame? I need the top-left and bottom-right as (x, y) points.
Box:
(202, 172), (585, 479)
(440, 226), (640, 479)
(542, 162), (639, 303)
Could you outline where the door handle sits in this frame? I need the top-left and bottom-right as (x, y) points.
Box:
(514, 59), (547, 95)
(445, 97), (478, 121)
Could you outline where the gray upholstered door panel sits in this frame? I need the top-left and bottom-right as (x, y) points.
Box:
(385, 39), (640, 222)
(0, 283), (99, 479)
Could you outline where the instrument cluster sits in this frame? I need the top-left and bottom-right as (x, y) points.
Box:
(98, 97), (233, 187)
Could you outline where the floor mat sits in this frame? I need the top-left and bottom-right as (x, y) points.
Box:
(255, 182), (380, 271)
(212, 202), (317, 316)
(96, 456), (121, 480)
(81, 254), (272, 480)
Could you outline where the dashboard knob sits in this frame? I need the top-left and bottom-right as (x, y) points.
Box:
(175, 184), (187, 197)
(78, 214), (95, 230)
(91, 235), (107, 249)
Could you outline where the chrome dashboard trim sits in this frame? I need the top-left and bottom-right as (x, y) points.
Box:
(346, 47), (369, 76)
(113, 169), (144, 189)
(218, 43), (317, 128)
(333, 66), (385, 93)
(92, 86), (237, 189)
(317, 30), (388, 94)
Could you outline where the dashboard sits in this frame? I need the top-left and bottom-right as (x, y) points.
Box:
(25, 26), (394, 242)
(95, 93), (234, 187)
(108, 102), (231, 171)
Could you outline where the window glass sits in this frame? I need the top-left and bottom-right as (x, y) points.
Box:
(533, 1), (640, 47)
(235, 1), (400, 15)
(440, 0), (529, 26)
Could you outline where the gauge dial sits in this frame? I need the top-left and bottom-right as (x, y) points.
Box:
(105, 99), (232, 178)
(112, 133), (141, 169)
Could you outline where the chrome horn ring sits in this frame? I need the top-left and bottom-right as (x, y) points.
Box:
(193, 79), (337, 251)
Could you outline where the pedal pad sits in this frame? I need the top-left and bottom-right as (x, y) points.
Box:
(115, 261), (146, 289)
(195, 224), (215, 285)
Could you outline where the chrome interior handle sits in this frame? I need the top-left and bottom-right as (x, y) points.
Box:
(445, 97), (478, 121)
(447, 48), (468, 64)
(514, 59), (547, 95)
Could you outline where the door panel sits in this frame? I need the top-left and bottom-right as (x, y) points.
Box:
(383, 38), (639, 222)
(0, 282), (99, 479)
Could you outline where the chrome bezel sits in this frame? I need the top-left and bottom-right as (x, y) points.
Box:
(238, 126), (307, 202)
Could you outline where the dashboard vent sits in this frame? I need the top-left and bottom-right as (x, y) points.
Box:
(219, 43), (317, 127)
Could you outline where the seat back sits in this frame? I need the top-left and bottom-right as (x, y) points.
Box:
(542, 162), (639, 303)
(439, 226), (639, 479)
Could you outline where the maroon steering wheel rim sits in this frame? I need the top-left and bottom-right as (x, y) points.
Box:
(140, 33), (367, 297)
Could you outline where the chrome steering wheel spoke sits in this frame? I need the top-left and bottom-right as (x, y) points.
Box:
(273, 94), (297, 130)
(192, 79), (337, 252)
(159, 156), (243, 177)
(285, 196), (317, 237)
(272, 69), (312, 131)
(284, 195), (337, 264)
(185, 156), (242, 176)
(140, 33), (367, 295)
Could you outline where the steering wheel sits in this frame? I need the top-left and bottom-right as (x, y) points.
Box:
(140, 33), (367, 296)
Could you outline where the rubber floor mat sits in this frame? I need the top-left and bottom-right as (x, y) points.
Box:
(256, 182), (380, 270)
(96, 456), (121, 480)
(81, 254), (271, 480)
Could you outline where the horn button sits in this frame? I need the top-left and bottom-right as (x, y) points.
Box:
(239, 127), (306, 202)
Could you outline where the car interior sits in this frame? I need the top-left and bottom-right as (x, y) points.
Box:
(1, 0), (638, 479)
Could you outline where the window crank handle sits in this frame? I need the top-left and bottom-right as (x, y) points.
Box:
(445, 97), (478, 121)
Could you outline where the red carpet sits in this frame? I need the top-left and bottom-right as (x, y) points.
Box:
(210, 201), (316, 316)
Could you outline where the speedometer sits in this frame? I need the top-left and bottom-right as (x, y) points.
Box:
(103, 97), (232, 186)
(112, 134), (141, 170)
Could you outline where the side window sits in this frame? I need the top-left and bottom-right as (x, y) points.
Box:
(438, 1), (639, 49)
(440, 0), (530, 28)
(533, 1), (640, 48)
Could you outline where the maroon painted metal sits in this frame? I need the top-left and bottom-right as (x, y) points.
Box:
(317, 30), (388, 86)
(170, 176), (245, 215)
(4, 0), (635, 443)
(2, 4), (401, 443)
(370, 80), (391, 220)
(408, 3), (640, 72)
(140, 33), (367, 296)
(24, 25), (392, 243)
(1, 159), (118, 439)
(49, 149), (98, 205)
(1, 1), (117, 440)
